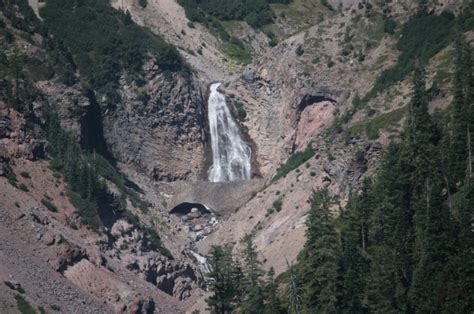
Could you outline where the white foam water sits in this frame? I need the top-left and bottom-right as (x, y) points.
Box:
(207, 83), (251, 182)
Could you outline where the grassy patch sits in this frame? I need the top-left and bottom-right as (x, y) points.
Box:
(270, 0), (328, 38)
(221, 40), (252, 64)
(272, 142), (315, 182)
(349, 106), (406, 139)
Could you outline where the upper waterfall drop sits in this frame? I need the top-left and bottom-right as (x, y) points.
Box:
(207, 83), (251, 182)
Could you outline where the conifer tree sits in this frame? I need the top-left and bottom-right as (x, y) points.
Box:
(339, 180), (372, 313)
(206, 245), (242, 314)
(298, 189), (341, 313)
(264, 267), (284, 314)
(447, 35), (472, 186)
(367, 143), (408, 313)
(451, 178), (474, 311)
(240, 234), (265, 314)
(286, 261), (303, 314)
(410, 174), (456, 312)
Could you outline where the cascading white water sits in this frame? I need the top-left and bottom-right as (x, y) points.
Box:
(207, 83), (251, 182)
(190, 251), (212, 275)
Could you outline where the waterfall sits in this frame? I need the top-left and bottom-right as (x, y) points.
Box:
(190, 251), (212, 275)
(207, 83), (251, 182)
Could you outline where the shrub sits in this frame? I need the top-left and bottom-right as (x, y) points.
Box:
(144, 227), (173, 259)
(266, 31), (278, 47)
(5, 282), (25, 294)
(383, 16), (397, 34)
(41, 198), (58, 213)
(19, 183), (29, 192)
(273, 199), (283, 212)
(20, 171), (31, 178)
(320, 0), (334, 11)
(50, 304), (61, 311)
(234, 101), (247, 121)
(296, 45), (304, 56)
(6, 169), (18, 188)
(138, 0), (147, 8)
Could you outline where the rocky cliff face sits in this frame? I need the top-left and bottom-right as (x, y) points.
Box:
(103, 63), (207, 181)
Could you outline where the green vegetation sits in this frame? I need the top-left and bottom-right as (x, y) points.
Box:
(266, 207), (274, 216)
(266, 31), (278, 47)
(206, 40), (474, 312)
(177, 0), (295, 62)
(187, 14), (251, 64)
(20, 171), (31, 178)
(272, 142), (314, 182)
(178, 0), (290, 29)
(18, 183), (29, 192)
(383, 16), (396, 34)
(365, 5), (474, 100)
(234, 101), (247, 121)
(320, 0), (334, 11)
(205, 235), (284, 313)
(138, 0), (148, 8)
(272, 199), (283, 212)
(41, 0), (183, 95)
(50, 304), (60, 311)
(5, 281), (25, 294)
(1, 1), (171, 259)
(349, 106), (406, 139)
(292, 48), (474, 312)
(44, 111), (170, 257)
(221, 39), (252, 64)
(41, 198), (59, 213)
(15, 295), (36, 314)
(144, 227), (173, 259)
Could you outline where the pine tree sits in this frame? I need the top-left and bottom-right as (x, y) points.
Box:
(446, 35), (472, 186)
(206, 245), (242, 314)
(298, 189), (341, 313)
(285, 261), (303, 314)
(264, 267), (284, 314)
(339, 180), (372, 313)
(450, 178), (474, 311)
(240, 234), (265, 314)
(410, 174), (456, 312)
(367, 143), (408, 312)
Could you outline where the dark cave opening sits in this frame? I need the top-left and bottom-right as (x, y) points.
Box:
(169, 202), (211, 216)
